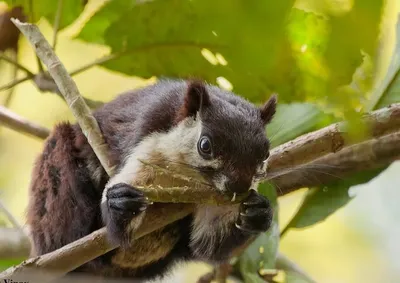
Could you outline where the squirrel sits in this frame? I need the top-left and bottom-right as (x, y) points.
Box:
(26, 79), (277, 281)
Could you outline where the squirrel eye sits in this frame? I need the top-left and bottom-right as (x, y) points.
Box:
(198, 136), (213, 158)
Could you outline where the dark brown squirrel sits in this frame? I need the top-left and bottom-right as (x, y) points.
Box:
(26, 79), (277, 281)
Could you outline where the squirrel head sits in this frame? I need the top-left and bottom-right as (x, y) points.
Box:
(174, 80), (277, 194)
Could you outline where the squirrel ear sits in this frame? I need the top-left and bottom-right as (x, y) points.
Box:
(177, 80), (210, 121)
(260, 94), (277, 125)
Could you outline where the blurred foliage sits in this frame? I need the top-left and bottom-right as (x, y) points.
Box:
(0, 0), (399, 282)
(0, 258), (23, 272)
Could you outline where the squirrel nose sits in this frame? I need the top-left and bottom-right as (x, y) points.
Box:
(225, 178), (251, 194)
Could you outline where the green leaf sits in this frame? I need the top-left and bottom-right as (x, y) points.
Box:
(324, 0), (384, 87)
(266, 103), (330, 148)
(287, 9), (330, 101)
(4, 0), (87, 29)
(239, 183), (279, 283)
(77, 0), (296, 102)
(284, 167), (386, 231)
(368, 18), (400, 110)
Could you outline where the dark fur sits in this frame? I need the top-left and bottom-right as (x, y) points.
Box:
(27, 79), (275, 281)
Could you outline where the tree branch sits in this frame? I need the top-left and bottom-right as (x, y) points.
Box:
(0, 105), (50, 139)
(264, 103), (400, 195)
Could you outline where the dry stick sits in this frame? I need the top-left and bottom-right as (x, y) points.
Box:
(0, 105), (50, 139)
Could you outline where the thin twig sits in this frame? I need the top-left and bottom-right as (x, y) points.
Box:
(52, 0), (63, 49)
(0, 53), (34, 76)
(0, 105), (50, 139)
(0, 75), (32, 92)
(4, 51), (19, 106)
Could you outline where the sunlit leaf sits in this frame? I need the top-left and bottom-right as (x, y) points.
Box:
(77, 0), (297, 103)
(324, 0), (384, 87)
(287, 9), (330, 101)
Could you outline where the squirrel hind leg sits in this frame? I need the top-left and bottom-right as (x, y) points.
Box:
(26, 122), (103, 256)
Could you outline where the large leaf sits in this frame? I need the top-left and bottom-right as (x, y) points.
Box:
(77, 0), (296, 103)
(324, 0), (384, 88)
(284, 167), (386, 230)
(266, 102), (331, 148)
(239, 183), (279, 283)
(368, 17), (400, 110)
(4, 0), (87, 29)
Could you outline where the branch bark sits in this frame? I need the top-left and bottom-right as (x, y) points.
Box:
(265, 103), (400, 194)
(0, 105), (50, 139)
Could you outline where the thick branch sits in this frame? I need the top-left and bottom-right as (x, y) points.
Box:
(265, 103), (400, 195)
(0, 105), (50, 139)
(267, 103), (400, 171)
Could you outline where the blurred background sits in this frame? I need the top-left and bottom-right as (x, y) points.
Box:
(0, 0), (400, 282)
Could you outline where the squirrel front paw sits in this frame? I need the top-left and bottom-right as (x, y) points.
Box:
(235, 189), (273, 234)
(101, 183), (149, 246)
